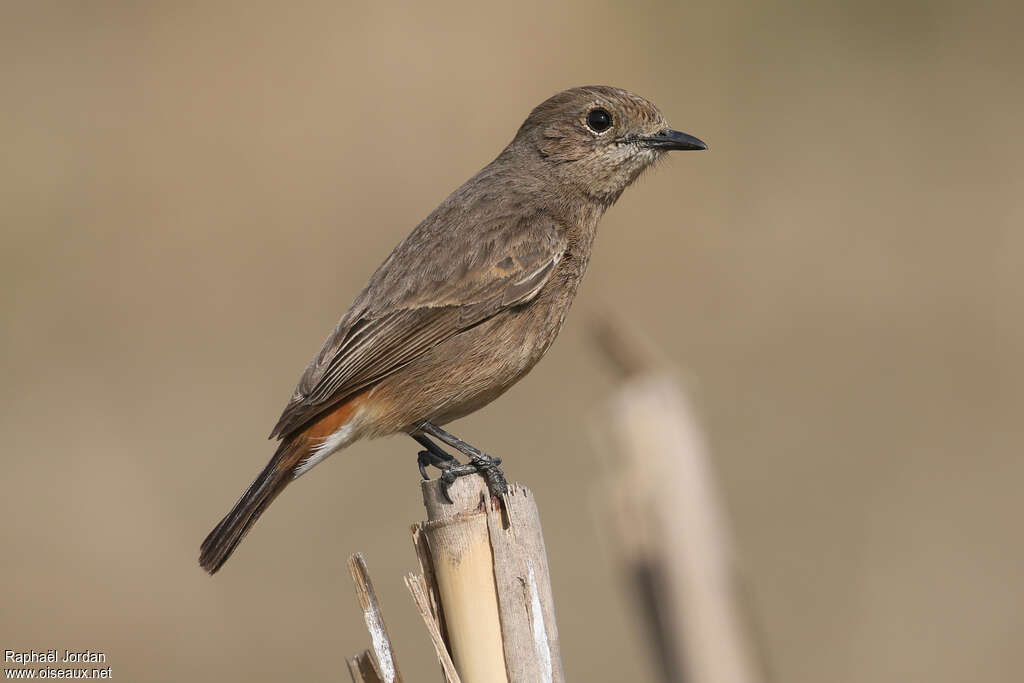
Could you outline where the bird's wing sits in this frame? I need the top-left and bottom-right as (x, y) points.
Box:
(269, 213), (566, 440)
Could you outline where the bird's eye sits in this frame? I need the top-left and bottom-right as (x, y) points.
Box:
(586, 108), (612, 133)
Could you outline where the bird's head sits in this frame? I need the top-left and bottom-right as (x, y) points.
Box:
(512, 85), (706, 205)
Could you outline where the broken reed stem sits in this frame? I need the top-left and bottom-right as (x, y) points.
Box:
(413, 475), (564, 683)
(345, 474), (563, 682)
(421, 500), (506, 681)
(347, 553), (401, 683)
(404, 571), (461, 683)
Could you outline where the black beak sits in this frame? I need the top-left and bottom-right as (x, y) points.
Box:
(639, 129), (708, 151)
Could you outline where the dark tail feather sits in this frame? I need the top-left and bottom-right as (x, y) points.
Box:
(199, 439), (302, 574)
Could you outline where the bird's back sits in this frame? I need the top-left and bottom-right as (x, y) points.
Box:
(270, 152), (597, 440)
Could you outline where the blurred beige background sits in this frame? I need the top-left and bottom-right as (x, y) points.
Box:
(2, 1), (1021, 681)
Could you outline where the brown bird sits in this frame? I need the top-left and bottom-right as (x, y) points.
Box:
(199, 85), (706, 573)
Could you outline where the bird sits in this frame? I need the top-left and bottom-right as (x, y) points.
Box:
(199, 85), (706, 574)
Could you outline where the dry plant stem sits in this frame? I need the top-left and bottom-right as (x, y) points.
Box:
(419, 477), (507, 683)
(408, 526), (461, 683)
(417, 474), (564, 683)
(404, 571), (462, 683)
(599, 373), (762, 683)
(347, 553), (402, 683)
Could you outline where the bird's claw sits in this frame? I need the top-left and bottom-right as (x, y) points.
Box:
(472, 455), (507, 497)
(417, 444), (458, 482)
(417, 451), (432, 480)
(438, 456), (507, 503)
(413, 428), (506, 503)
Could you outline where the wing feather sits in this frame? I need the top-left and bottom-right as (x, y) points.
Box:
(269, 213), (566, 439)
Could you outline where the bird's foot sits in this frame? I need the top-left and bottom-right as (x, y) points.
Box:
(411, 432), (507, 501)
(412, 429), (508, 503)
(417, 448), (456, 481)
(438, 454), (507, 502)
(414, 434), (458, 480)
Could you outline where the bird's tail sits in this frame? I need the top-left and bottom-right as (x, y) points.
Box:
(199, 438), (305, 574)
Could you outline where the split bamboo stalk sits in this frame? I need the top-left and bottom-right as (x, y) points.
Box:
(412, 474), (565, 683)
(404, 570), (461, 683)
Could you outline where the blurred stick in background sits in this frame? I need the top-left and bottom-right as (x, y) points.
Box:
(591, 319), (766, 683)
(347, 475), (564, 682)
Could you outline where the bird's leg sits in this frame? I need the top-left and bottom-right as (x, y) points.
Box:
(410, 433), (491, 503)
(418, 422), (508, 499)
(412, 434), (459, 480)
